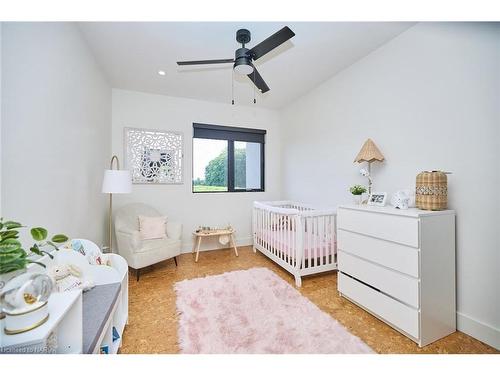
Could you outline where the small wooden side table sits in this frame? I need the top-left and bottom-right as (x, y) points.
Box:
(192, 229), (239, 262)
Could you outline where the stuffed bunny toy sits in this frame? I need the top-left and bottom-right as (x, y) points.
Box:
(48, 263), (94, 293)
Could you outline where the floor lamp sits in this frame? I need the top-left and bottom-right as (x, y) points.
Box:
(101, 155), (132, 253)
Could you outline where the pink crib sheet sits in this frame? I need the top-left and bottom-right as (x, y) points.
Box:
(257, 229), (336, 260)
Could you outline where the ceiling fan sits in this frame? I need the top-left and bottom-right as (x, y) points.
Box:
(177, 26), (295, 94)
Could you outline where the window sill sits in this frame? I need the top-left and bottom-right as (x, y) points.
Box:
(192, 189), (265, 194)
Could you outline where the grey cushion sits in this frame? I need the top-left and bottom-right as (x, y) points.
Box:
(82, 283), (121, 354)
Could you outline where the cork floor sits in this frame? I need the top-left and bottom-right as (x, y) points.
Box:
(119, 246), (497, 354)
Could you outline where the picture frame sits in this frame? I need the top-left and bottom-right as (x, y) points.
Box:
(367, 192), (387, 206)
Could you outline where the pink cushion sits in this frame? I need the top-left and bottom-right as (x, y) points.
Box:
(138, 215), (167, 240)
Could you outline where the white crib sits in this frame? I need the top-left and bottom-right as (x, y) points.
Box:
(252, 201), (337, 287)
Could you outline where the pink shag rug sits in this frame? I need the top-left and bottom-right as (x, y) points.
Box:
(175, 267), (374, 354)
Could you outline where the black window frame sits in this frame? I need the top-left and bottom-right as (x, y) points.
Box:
(192, 123), (266, 193)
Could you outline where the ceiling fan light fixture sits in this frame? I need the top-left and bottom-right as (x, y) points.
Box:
(234, 58), (253, 75)
(234, 61), (253, 75)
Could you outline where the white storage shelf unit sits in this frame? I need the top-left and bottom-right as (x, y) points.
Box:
(1, 290), (83, 353)
(336, 204), (456, 347)
(0, 249), (128, 354)
(52, 249), (129, 354)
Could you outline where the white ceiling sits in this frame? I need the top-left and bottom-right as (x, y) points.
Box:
(78, 22), (415, 109)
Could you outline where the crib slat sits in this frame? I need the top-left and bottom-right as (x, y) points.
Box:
(287, 217), (291, 265)
(326, 216), (330, 265)
(320, 216), (324, 266)
(332, 215), (335, 264)
(293, 217), (297, 268)
(329, 216), (334, 264)
(265, 210), (269, 251)
(279, 214), (283, 261)
(273, 212), (276, 255)
(307, 217), (311, 268)
(315, 217), (318, 267)
(270, 212), (273, 255)
(302, 217), (311, 268)
(260, 209), (263, 247)
(276, 213), (280, 257)
(279, 213), (282, 258)
(291, 217), (295, 267)
(283, 216), (290, 263)
(262, 209), (265, 248)
(321, 216), (330, 264)
(262, 209), (266, 249)
(275, 212), (279, 258)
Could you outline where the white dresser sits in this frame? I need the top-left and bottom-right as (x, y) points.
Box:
(336, 204), (456, 347)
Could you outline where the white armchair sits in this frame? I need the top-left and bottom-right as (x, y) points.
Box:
(114, 203), (182, 281)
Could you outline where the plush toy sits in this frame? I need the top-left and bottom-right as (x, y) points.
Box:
(62, 239), (110, 266)
(85, 245), (110, 266)
(48, 263), (94, 293)
(88, 251), (111, 266)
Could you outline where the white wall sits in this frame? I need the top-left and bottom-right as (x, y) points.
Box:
(1, 23), (111, 244)
(112, 89), (281, 252)
(281, 22), (500, 349)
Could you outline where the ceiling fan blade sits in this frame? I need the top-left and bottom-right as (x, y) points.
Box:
(247, 66), (270, 93)
(248, 26), (295, 61)
(177, 59), (234, 66)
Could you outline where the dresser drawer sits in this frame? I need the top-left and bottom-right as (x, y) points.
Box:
(337, 229), (419, 277)
(338, 272), (419, 339)
(338, 251), (419, 307)
(337, 208), (419, 248)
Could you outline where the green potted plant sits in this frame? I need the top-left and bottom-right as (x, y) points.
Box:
(0, 218), (68, 291)
(349, 185), (367, 205)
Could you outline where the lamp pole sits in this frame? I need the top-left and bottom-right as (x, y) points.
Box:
(108, 155), (120, 253)
(102, 155), (131, 254)
(368, 162), (372, 195)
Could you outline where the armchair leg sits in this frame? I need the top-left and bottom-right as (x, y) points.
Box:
(136, 268), (140, 282)
(174, 256), (178, 267)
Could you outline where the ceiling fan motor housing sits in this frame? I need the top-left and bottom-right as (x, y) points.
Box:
(234, 47), (253, 74)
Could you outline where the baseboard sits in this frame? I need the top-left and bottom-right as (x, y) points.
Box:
(457, 312), (500, 350)
(180, 236), (253, 254)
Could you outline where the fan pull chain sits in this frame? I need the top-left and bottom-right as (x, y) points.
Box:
(231, 69), (235, 105)
(253, 69), (256, 104)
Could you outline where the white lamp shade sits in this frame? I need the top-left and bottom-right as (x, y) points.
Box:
(101, 170), (132, 194)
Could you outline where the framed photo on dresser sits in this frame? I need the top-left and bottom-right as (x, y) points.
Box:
(368, 192), (387, 206)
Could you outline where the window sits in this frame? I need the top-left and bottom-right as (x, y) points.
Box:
(192, 123), (265, 193)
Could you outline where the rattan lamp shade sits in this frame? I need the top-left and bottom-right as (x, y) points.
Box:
(354, 138), (385, 163)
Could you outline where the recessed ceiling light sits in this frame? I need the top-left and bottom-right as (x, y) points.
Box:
(158, 70), (166, 76)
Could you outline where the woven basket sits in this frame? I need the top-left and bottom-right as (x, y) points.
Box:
(416, 171), (448, 210)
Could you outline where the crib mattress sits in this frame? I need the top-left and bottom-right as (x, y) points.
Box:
(256, 229), (335, 259)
